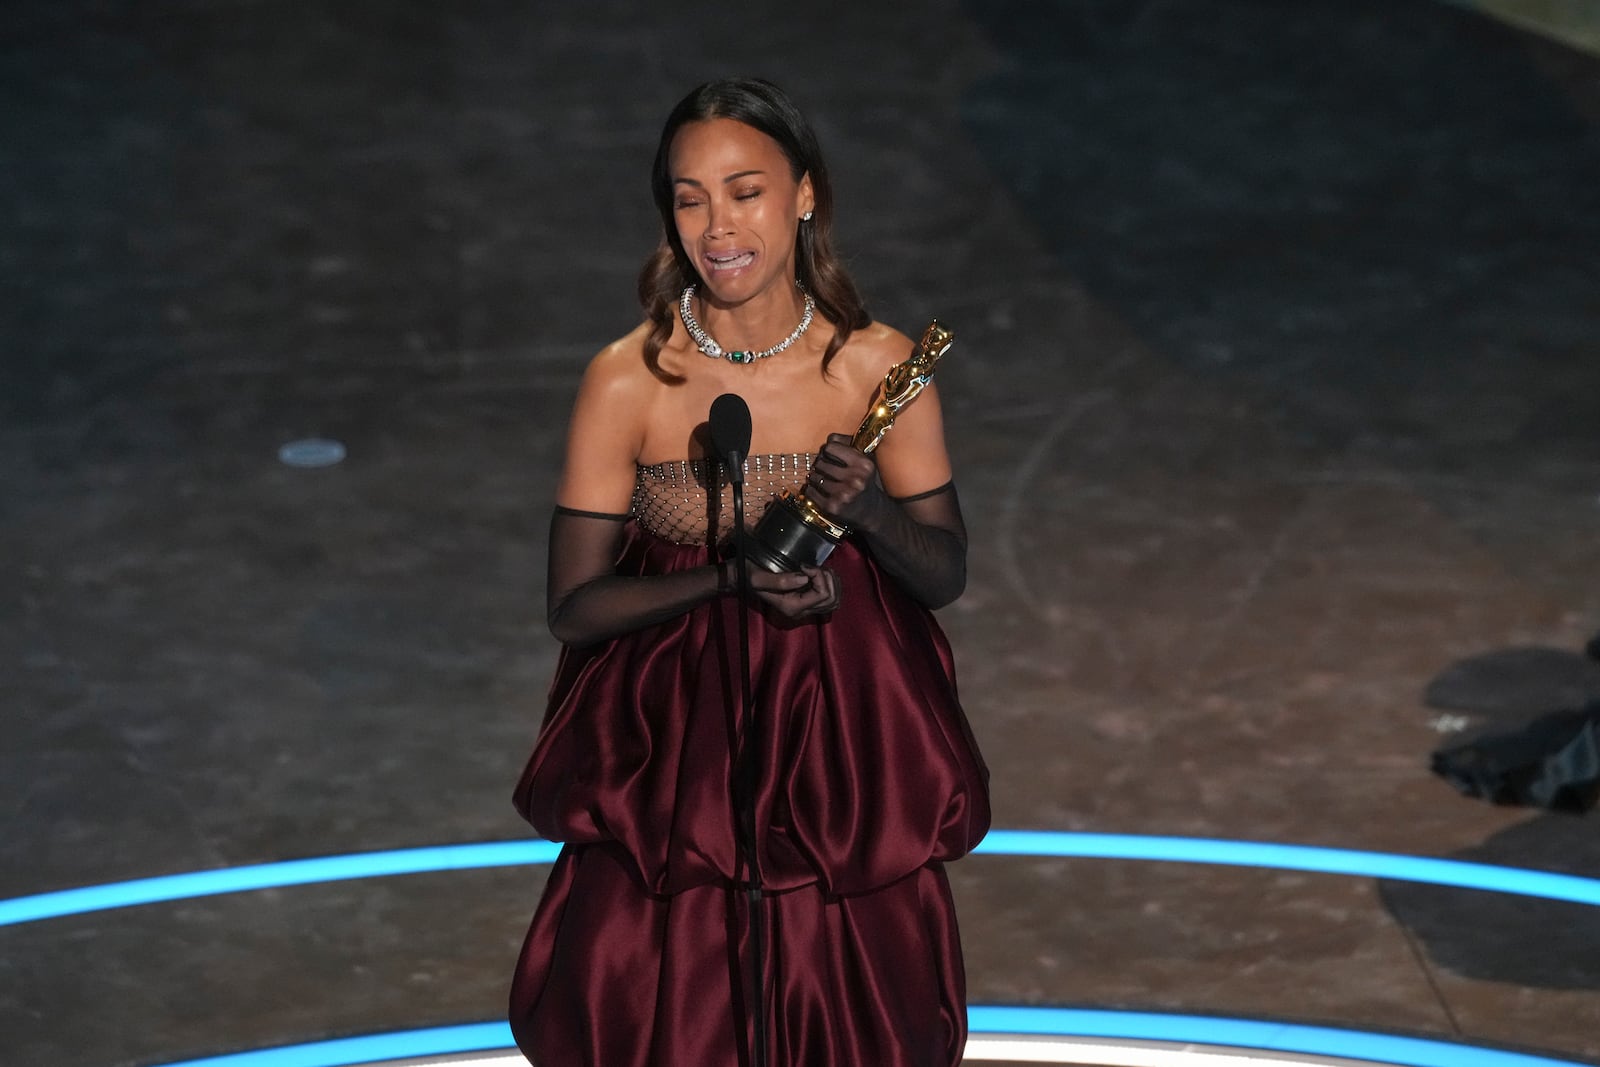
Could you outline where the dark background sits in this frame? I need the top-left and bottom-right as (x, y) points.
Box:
(4, 2), (1599, 1063)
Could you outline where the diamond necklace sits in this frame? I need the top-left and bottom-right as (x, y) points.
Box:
(678, 285), (815, 364)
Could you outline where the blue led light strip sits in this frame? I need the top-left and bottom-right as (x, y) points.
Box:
(0, 841), (559, 927)
(142, 1012), (1595, 1067)
(137, 1023), (510, 1067)
(975, 831), (1600, 905)
(972, 1008), (1592, 1067)
(5, 832), (1600, 928)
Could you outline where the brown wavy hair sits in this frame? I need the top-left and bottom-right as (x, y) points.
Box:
(637, 78), (870, 380)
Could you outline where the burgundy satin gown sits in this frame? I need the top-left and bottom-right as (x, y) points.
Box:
(510, 501), (990, 1066)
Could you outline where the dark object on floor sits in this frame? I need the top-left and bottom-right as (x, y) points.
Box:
(1587, 630), (1600, 662)
(1424, 646), (1600, 720)
(1432, 702), (1600, 813)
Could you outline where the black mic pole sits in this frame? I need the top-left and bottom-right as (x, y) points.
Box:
(709, 394), (767, 1067)
(731, 454), (770, 1067)
(728, 447), (754, 776)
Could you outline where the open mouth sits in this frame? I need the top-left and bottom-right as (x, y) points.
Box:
(705, 250), (756, 272)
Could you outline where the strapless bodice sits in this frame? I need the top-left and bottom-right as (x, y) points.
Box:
(631, 452), (815, 545)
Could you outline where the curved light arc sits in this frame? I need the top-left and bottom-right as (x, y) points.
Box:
(5, 832), (1600, 928)
(136, 1013), (1597, 1067)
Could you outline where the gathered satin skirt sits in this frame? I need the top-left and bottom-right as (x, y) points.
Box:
(510, 524), (990, 1067)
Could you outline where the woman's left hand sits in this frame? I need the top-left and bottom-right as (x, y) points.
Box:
(806, 433), (887, 530)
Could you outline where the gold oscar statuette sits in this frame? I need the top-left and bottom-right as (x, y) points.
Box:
(747, 320), (955, 573)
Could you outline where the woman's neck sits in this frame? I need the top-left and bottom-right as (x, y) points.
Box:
(696, 281), (808, 352)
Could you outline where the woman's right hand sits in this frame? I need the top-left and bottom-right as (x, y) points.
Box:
(736, 563), (841, 620)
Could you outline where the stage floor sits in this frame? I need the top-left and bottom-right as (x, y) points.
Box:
(4, 1), (1600, 1064)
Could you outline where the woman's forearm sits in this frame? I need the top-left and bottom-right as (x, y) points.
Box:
(546, 508), (734, 647)
(548, 564), (727, 647)
(854, 495), (968, 609)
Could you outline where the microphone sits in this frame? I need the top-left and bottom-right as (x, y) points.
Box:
(709, 393), (752, 485)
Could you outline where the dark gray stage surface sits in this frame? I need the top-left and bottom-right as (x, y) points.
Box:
(5, 1), (1600, 1064)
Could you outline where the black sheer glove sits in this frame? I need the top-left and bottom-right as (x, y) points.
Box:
(546, 507), (722, 647)
(805, 435), (968, 609)
(546, 507), (828, 646)
(864, 481), (968, 608)
(745, 560), (842, 620)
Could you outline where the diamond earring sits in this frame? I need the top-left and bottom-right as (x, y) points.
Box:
(801, 210), (814, 222)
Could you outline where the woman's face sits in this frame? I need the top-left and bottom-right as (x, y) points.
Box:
(667, 117), (815, 306)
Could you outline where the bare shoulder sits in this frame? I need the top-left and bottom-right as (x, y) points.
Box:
(830, 321), (917, 388)
(581, 322), (658, 397)
(567, 322), (666, 458)
(557, 324), (659, 508)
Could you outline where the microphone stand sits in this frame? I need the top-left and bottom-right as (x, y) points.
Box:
(726, 449), (769, 1067)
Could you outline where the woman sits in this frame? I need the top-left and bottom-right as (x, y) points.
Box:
(510, 78), (990, 1067)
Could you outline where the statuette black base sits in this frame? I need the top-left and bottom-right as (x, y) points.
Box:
(747, 496), (843, 573)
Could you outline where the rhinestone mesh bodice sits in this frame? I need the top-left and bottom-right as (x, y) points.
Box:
(633, 453), (815, 545)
